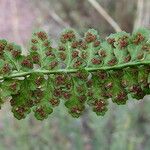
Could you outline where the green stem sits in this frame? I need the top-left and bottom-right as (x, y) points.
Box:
(1, 61), (150, 80)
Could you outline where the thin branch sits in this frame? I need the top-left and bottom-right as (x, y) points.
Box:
(134, 0), (144, 30)
(87, 0), (122, 32)
(134, 0), (150, 30)
(50, 11), (70, 28)
(38, 0), (70, 28)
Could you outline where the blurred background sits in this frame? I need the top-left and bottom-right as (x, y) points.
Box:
(0, 0), (150, 150)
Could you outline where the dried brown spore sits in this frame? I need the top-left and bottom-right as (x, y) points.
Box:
(63, 92), (71, 99)
(99, 50), (107, 57)
(58, 46), (65, 51)
(133, 33), (145, 45)
(85, 32), (97, 43)
(91, 58), (101, 65)
(124, 55), (131, 63)
(21, 58), (33, 68)
(107, 38), (115, 47)
(72, 41), (79, 49)
(108, 58), (117, 66)
(119, 39), (128, 48)
(50, 61), (58, 69)
(11, 50), (21, 58)
(31, 46), (38, 51)
(31, 39), (38, 44)
(72, 50), (79, 58)
(93, 100), (106, 112)
(36, 31), (48, 41)
(94, 40), (101, 47)
(59, 52), (66, 61)
(2, 64), (11, 74)
(73, 60), (83, 68)
(32, 55), (40, 63)
(49, 98), (60, 106)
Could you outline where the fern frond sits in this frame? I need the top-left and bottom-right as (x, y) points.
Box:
(0, 28), (150, 120)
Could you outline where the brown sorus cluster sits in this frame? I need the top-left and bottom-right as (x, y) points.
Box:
(133, 33), (145, 44)
(129, 85), (142, 93)
(85, 32), (97, 43)
(137, 53), (144, 60)
(36, 31), (48, 41)
(70, 106), (84, 116)
(53, 88), (62, 97)
(31, 46), (38, 51)
(124, 55), (131, 63)
(49, 98), (60, 106)
(2, 63), (11, 74)
(78, 95), (86, 103)
(93, 100), (106, 112)
(59, 52), (66, 60)
(94, 40), (101, 47)
(115, 91), (127, 102)
(76, 86), (84, 93)
(105, 92), (113, 98)
(107, 38), (115, 47)
(0, 41), (7, 53)
(11, 50), (21, 58)
(61, 31), (76, 43)
(45, 50), (54, 57)
(63, 92), (71, 99)
(75, 71), (88, 80)
(108, 58), (117, 66)
(21, 58), (33, 68)
(10, 99), (16, 106)
(14, 106), (28, 118)
(97, 71), (107, 80)
(35, 107), (47, 118)
(79, 41), (88, 50)
(99, 50), (106, 57)
(50, 61), (58, 69)
(66, 83), (72, 90)
(73, 60), (83, 68)
(31, 39), (38, 44)
(130, 85), (145, 98)
(72, 50), (79, 58)
(43, 41), (50, 47)
(58, 46), (65, 51)
(119, 38), (128, 48)
(55, 74), (66, 85)
(32, 55), (40, 63)
(91, 58), (101, 65)
(72, 41), (79, 49)
(10, 82), (18, 91)
(35, 76), (44, 86)
(26, 99), (34, 107)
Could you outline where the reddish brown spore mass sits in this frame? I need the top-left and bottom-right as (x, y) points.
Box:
(133, 33), (145, 44)
(21, 59), (33, 68)
(93, 100), (106, 112)
(36, 31), (48, 41)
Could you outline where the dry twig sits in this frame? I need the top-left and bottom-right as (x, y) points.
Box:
(87, 0), (122, 32)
